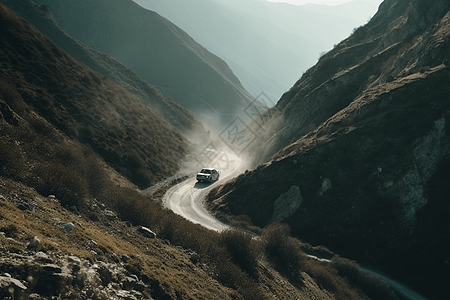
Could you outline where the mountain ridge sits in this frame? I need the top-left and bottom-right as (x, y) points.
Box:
(206, 1), (450, 298)
(135, 0), (378, 101)
(38, 0), (253, 128)
(1, 0), (210, 141)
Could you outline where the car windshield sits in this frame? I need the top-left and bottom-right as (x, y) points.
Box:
(200, 169), (211, 174)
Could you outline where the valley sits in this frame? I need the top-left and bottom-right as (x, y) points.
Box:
(1, 0), (449, 299)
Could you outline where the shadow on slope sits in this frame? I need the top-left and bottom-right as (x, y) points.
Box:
(0, 3), (187, 188)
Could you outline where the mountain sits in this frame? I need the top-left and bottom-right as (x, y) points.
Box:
(0, 0), (208, 142)
(37, 0), (252, 128)
(0, 3), (401, 299)
(0, 0), (188, 189)
(133, 0), (377, 102)
(207, 0), (450, 298)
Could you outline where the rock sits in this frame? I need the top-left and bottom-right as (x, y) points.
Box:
(0, 276), (27, 298)
(67, 256), (82, 272)
(67, 256), (81, 265)
(27, 236), (41, 251)
(318, 178), (332, 196)
(69, 205), (80, 216)
(63, 222), (75, 232)
(86, 239), (98, 250)
(138, 226), (156, 239)
(34, 252), (52, 264)
(122, 276), (137, 290)
(47, 195), (57, 202)
(272, 185), (303, 222)
(97, 263), (113, 286)
(104, 210), (116, 218)
(42, 264), (62, 274)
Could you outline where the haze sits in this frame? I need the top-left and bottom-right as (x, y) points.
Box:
(133, 0), (383, 104)
(268, 0), (383, 6)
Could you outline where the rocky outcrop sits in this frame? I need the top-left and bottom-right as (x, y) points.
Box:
(0, 252), (153, 300)
(249, 0), (450, 165)
(383, 117), (449, 224)
(272, 185), (303, 222)
(207, 1), (450, 298)
(0, 275), (27, 299)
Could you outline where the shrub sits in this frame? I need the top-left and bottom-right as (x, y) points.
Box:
(262, 223), (305, 276)
(219, 229), (262, 276)
(1, 224), (18, 238)
(303, 259), (365, 300)
(30, 162), (88, 208)
(0, 139), (26, 180)
(331, 257), (399, 300)
(213, 249), (267, 300)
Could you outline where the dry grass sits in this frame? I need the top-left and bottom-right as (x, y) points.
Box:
(0, 178), (237, 299)
(0, 3), (187, 188)
(0, 3), (393, 299)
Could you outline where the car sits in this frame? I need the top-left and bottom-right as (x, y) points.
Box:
(196, 168), (220, 183)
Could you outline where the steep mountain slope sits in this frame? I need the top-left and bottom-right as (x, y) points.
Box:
(0, 3), (400, 300)
(0, 0), (207, 140)
(207, 0), (450, 298)
(39, 0), (252, 128)
(0, 1), (187, 188)
(133, 0), (370, 102)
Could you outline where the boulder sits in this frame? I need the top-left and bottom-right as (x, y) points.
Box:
(27, 236), (41, 251)
(138, 226), (156, 239)
(63, 222), (75, 232)
(272, 185), (303, 222)
(318, 178), (332, 197)
(0, 276), (27, 299)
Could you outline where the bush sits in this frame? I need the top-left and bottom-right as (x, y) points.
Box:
(30, 162), (88, 208)
(214, 257), (267, 300)
(219, 229), (262, 276)
(262, 223), (305, 276)
(331, 257), (399, 300)
(303, 259), (366, 300)
(0, 139), (26, 180)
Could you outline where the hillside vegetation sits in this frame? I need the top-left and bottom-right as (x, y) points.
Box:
(0, 3), (400, 299)
(207, 1), (450, 298)
(0, 1), (188, 188)
(0, 0), (208, 140)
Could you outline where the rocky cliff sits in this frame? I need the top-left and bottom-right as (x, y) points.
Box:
(207, 1), (450, 298)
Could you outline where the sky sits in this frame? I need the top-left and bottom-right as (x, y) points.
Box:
(268, 0), (380, 6)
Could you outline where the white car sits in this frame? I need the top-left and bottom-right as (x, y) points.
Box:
(196, 168), (220, 183)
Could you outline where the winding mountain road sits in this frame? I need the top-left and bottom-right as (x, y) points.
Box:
(163, 148), (428, 300)
(163, 148), (244, 232)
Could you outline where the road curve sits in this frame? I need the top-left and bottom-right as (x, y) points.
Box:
(163, 149), (244, 232)
(164, 150), (428, 299)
